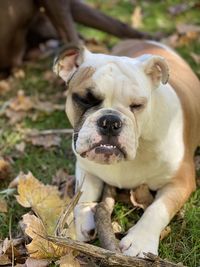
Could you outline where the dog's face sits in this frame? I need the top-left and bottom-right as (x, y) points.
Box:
(54, 46), (169, 164)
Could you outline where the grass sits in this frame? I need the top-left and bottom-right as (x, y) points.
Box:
(0, 0), (200, 266)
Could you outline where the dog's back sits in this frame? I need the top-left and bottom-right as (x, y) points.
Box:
(112, 40), (200, 153)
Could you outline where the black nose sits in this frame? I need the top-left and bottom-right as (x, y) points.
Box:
(97, 115), (122, 136)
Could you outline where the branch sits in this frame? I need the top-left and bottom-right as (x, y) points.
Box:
(46, 235), (184, 267)
(94, 184), (119, 252)
(71, 0), (153, 40)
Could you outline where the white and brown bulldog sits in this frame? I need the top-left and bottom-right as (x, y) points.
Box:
(54, 40), (200, 257)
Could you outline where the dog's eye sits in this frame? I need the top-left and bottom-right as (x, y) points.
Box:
(72, 92), (102, 109)
(130, 103), (143, 112)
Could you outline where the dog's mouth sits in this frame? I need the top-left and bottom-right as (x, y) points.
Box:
(80, 142), (126, 161)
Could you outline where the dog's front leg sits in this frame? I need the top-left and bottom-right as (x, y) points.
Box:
(120, 164), (196, 257)
(74, 164), (104, 241)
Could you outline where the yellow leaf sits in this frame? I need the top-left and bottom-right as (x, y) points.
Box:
(0, 198), (7, 213)
(23, 214), (70, 259)
(57, 253), (80, 267)
(16, 172), (66, 234)
(9, 90), (33, 111)
(131, 6), (143, 29)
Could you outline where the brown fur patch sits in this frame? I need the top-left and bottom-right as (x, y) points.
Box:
(69, 66), (96, 93)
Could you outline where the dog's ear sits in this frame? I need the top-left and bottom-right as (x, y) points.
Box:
(53, 45), (87, 82)
(138, 54), (169, 87)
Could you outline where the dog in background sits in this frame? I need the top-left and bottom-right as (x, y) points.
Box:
(53, 40), (200, 257)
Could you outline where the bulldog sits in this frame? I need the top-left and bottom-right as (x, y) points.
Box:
(53, 40), (200, 257)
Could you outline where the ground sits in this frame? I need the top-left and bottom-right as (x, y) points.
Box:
(0, 0), (200, 266)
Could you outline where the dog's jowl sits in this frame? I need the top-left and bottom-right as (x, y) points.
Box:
(54, 40), (200, 257)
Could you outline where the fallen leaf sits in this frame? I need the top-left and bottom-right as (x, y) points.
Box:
(160, 226), (171, 241)
(190, 52), (200, 64)
(0, 80), (11, 95)
(13, 69), (25, 79)
(195, 155), (200, 171)
(1, 237), (26, 263)
(130, 184), (154, 210)
(25, 257), (49, 267)
(85, 39), (109, 54)
(52, 169), (75, 199)
(0, 254), (11, 265)
(16, 172), (65, 234)
(0, 198), (7, 213)
(131, 6), (143, 29)
(43, 70), (57, 82)
(15, 142), (26, 153)
(27, 135), (61, 148)
(168, 3), (191, 15)
(0, 158), (11, 180)
(9, 90), (33, 111)
(23, 213), (70, 259)
(5, 108), (26, 124)
(112, 221), (122, 234)
(56, 253), (80, 267)
(176, 24), (200, 35)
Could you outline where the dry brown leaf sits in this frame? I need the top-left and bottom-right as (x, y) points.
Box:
(13, 69), (25, 79)
(16, 172), (65, 234)
(25, 257), (49, 267)
(130, 184), (154, 210)
(195, 155), (200, 171)
(0, 158), (11, 180)
(0, 198), (7, 213)
(27, 135), (61, 149)
(131, 6), (143, 29)
(33, 100), (64, 113)
(0, 80), (11, 95)
(23, 213), (70, 259)
(176, 24), (200, 35)
(178, 32), (199, 46)
(43, 70), (57, 82)
(190, 52), (200, 64)
(52, 170), (75, 199)
(9, 90), (33, 111)
(168, 3), (190, 15)
(0, 254), (11, 265)
(56, 253), (80, 267)
(160, 226), (171, 241)
(5, 108), (26, 124)
(86, 40), (109, 54)
(112, 221), (122, 234)
(15, 142), (26, 153)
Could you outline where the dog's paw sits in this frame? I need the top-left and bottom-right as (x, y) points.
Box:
(119, 226), (159, 258)
(74, 202), (97, 242)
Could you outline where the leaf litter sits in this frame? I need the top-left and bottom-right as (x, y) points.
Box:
(0, 172), (81, 266)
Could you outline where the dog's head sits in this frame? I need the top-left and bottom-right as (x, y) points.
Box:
(54, 45), (169, 164)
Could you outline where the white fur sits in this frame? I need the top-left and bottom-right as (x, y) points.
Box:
(58, 47), (185, 256)
(77, 82), (184, 190)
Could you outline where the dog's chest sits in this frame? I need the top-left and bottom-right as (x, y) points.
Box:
(78, 149), (178, 190)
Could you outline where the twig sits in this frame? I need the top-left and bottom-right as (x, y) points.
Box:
(94, 184), (119, 252)
(45, 235), (184, 267)
(9, 215), (14, 267)
(27, 128), (73, 136)
(54, 189), (82, 236)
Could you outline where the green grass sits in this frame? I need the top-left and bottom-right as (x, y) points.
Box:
(0, 0), (200, 266)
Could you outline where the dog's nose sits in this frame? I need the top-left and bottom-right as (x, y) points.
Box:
(97, 115), (122, 136)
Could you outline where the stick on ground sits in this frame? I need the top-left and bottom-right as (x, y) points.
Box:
(94, 184), (119, 252)
(46, 235), (184, 267)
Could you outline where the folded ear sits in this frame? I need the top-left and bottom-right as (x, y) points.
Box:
(53, 44), (86, 82)
(138, 54), (169, 87)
